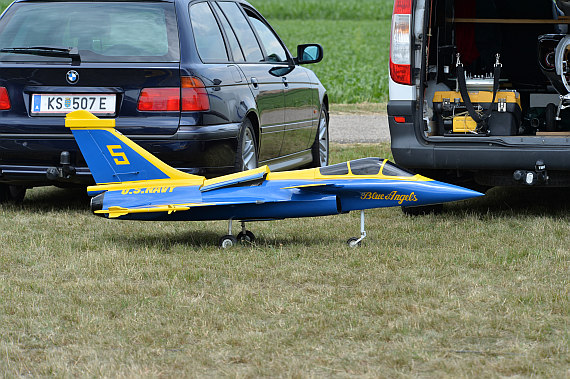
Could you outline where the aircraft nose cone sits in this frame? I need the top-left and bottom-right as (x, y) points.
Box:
(414, 180), (484, 206)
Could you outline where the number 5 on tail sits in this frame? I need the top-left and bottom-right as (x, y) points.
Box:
(107, 145), (130, 165)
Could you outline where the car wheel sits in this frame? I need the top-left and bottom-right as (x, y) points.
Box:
(235, 119), (258, 172)
(311, 104), (329, 167)
(0, 184), (26, 204)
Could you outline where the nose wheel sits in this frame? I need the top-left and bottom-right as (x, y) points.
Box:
(346, 210), (367, 248)
(219, 220), (256, 248)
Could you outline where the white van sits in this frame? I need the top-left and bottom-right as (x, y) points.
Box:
(388, 0), (570, 190)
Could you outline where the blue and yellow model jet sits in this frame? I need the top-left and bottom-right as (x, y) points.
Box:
(66, 110), (483, 247)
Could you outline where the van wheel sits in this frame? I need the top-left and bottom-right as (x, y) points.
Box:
(235, 119), (258, 172)
(401, 203), (443, 216)
(0, 184), (27, 204)
(311, 104), (329, 167)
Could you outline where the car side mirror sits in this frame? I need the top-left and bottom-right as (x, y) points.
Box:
(296, 44), (323, 65)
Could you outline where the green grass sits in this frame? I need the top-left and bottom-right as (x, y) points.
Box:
(272, 19), (391, 104)
(1, 143), (569, 377)
(251, 0), (394, 103)
(249, 0), (394, 20)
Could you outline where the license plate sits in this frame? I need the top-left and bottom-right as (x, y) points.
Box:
(31, 94), (116, 116)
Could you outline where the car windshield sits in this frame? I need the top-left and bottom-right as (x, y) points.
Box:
(0, 2), (179, 63)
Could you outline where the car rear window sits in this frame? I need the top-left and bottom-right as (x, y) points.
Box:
(0, 2), (179, 63)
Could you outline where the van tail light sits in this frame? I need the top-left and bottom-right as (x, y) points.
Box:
(137, 77), (209, 112)
(0, 87), (11, 110)
(390, 0), (412, 85)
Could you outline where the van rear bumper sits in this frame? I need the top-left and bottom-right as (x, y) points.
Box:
(0, 122), (241, 186)
(388, 100), (570, 173)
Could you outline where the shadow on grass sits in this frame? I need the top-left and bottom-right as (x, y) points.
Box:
(116, 228), (323, 250)
(113, 230), (225, 250)
(19, 186), (90, 212)
(446, 186), (570, 218)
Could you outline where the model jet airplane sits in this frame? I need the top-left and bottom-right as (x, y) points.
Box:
(65, 110), (483, 247)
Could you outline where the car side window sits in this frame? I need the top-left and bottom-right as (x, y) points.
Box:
(213, 2), (245, 62)
(217, 1), (263, 62)
(246, 11), (288, 63)
(189, 2), (228, 63)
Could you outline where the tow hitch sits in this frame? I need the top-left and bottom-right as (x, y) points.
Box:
(46, 151), (76, 181)
(513, 160), (549, 186)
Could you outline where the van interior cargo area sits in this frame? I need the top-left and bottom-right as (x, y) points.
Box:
(424, 0), (570, 139)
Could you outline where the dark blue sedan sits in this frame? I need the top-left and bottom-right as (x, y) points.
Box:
(0, 0), (328, 202)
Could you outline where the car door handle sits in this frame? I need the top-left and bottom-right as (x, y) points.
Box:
(250, 77), (259, 89)
(282, 76), (288, 88)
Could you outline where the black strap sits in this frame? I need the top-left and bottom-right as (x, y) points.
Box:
(456, 55), (502, 131)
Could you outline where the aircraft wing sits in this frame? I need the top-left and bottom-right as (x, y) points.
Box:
(95, 203), (211, 218)
(95, 196), (275, 219)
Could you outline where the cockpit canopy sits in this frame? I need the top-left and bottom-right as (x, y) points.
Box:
(319, 158), (416, 177)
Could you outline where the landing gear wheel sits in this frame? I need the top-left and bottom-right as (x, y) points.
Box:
(347, 237), (361, 248)
(0, 184), (26, 204)
(219, 235), (238, 249)
(310, 104), (329, 167)
(237, 230), (255, 244)
(235, 118), (258, 172)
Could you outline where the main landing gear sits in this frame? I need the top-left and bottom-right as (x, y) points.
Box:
(218, 211), (368, 248)
(219, 220), (256, 248)
(346, 210), (367, 248)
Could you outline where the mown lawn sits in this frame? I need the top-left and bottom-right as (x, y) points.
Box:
(1, 143), (568, 377)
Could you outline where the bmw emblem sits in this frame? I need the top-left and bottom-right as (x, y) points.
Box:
(66, 70), (79, 84)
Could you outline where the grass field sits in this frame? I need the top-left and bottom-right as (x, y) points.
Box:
(249, 0), (393, 21)
(271, 19), (391, 104)
(1, 143), (569, 377)
(250, 0), (393, 104)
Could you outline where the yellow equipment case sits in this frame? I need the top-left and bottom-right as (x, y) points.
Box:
(432, 90), (522, 136)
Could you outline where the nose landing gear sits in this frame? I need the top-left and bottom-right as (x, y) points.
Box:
(346, 210), (367, 248)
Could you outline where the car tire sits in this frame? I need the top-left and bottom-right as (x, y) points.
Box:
(545, 103), (558, 132)
(310, 104), (329, 167)
(0, 184), (26, 204)
(235, 118), (258, 172)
